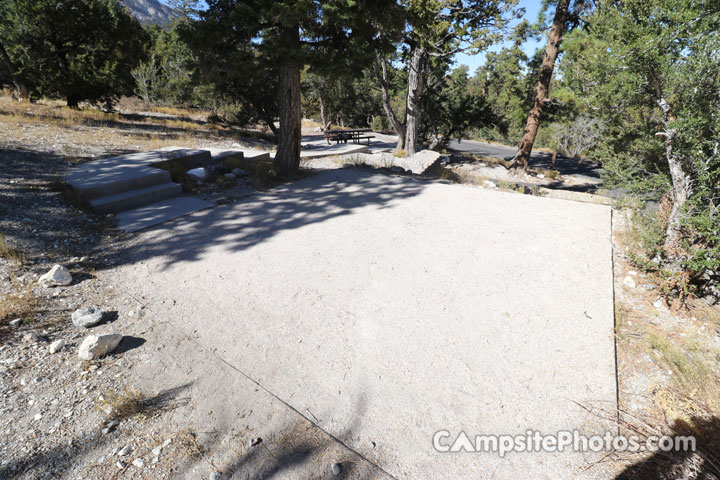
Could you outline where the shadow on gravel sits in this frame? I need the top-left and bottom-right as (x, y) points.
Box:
(0, 382), (192, 479)
(615, 416), (720, 480)
(136, 382), (193, 419)
(97, 310), (118, 327)
(447, 142), (603, 178)
(183, 393), (388, 479)
(113, 335), (146, 355)
(0, 147), (108, 263)
(105, 169), (426, 271)
(2, 146), (423, 274)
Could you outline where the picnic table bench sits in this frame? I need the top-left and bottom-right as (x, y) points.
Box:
(323, 128), (375, 145)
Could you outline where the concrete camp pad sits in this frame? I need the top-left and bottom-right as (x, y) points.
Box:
(112, 169), (616, 478)
(115, 196), (214, 232)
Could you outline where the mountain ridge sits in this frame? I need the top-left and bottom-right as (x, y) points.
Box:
(121, 0), (178, 25)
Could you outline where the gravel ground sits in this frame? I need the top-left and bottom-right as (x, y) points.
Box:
(0, 103), (271, 479)
(3, 99), (719, 479)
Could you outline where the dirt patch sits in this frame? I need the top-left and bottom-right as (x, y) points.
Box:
(612, 209), (720, 478)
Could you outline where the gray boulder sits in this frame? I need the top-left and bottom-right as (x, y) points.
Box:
(72, 306), (104, 328)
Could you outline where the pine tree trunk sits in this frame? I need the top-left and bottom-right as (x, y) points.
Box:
(66, 95), (81, 108)
(373, 54), (406, 153)
(663, 133), (690, 254)
(0, 42), (29, 101)
(404, 46), (427, 156)
(259, 108), (279, 140)
(514, 0), (570, 172)
(274, 26), (302, 178)
(319, 97), (329, 131)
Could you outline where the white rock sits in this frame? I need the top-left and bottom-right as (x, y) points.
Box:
(9, 318), (22, 327)
(78, 334), (122, 360)
(72, 306), (104, 328)
(38, 265), (72, 287)
(482, 180), (497, 189)
(628, 270), (637, 276)
(209, 473), (221, 480)
(152, 446), (162, 456)
(49, 339), (66, 354)
(132, 458), (145, 468)
(653, 300), (663, 308)
(116, 461), (126, 469)
(623, 276), (636, 288)
(187, 167), (207, 180)
(23, 332), (38, 343)
(117, 445), (132, 456)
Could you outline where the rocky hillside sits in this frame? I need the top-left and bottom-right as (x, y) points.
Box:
(121, 0), (178, 25)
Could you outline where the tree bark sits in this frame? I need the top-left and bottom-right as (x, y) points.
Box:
(274, 25), (302, 178)
(373, 54), (406, 153)
(319, 96), (329, 131)
(404, 46), (427, 156)
(514, 0), (570, 172)
(259, 108), (279, 140)
(66, 95), (81, 108)
(653, 94), (691, 255)
(0, 42), (29, 101)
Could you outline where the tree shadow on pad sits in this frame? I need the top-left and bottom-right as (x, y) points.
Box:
(104, 169), (427, 271)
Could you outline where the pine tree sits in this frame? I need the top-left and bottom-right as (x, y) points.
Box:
(375, 0), (517, 155)
(191, 0), (402, 178)
(513, 0), (587, 172)
(0, 0), (148, 107)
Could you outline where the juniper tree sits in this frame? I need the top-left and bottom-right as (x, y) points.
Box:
(375, 0), (518, 155)
(563, 0), (720, 278)
(0, 0), (148, 107)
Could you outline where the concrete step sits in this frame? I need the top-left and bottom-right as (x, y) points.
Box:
(65, 148), (212, 200)
(90, 182), (182, 214)
(67, 164), (172, 200)
(115, 196), (214, 232)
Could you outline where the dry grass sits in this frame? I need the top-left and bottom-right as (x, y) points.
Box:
(692, 301), (720, 326)
(0, 234), (24, 266)
(99, 388), (145, 420)
(0, 95), (257, 145)
(646, 328), (720, 416)
(176, 430), (206, 461)
(537, 168), (562, 180)
(150, 105), (211, 121)
(302, 118), (323, 129)
(0, 283), (39, 325)
(0, 96), (119, 126)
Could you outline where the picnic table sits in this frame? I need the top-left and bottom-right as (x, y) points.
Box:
(323, 128), (375, 145)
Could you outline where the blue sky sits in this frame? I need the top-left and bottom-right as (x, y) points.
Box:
(453, 0), (546, 73)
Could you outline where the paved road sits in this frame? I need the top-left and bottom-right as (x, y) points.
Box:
(112, 169), (616, 479)
(448, 139), (603, 179)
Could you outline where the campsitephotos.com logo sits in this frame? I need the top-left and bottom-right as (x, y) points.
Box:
(433, 430), (696, 458)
